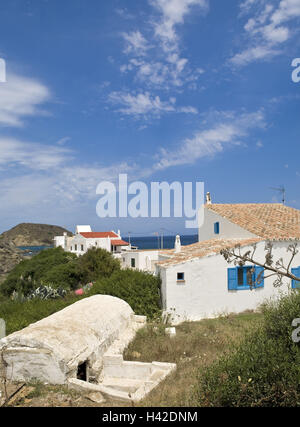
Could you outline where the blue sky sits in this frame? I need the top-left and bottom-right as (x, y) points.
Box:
(0, 0), (300, 236)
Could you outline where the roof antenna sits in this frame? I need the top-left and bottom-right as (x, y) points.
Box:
(269, 186), (286, 204)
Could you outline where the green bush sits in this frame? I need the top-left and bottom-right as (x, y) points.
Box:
(195, 291), (300, 407)
(75, 247), (120, 283)
(0, 247), (121, 296)
(1, 248), (77, 296)
(42, 262), (79, 290)
(89, 269), (161, 319)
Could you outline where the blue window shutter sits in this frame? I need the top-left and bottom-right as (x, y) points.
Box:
(228, 268), (237, 290)
(291, 267), (300, 289)
(214, 222), (220, 234)
(255, 266), (264, 288)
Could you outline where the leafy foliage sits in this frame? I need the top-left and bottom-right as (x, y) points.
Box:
(89, 269), (162, 319)
(0, 247), (120, 296)
(75, 247), (120, 283)
(1, 248), (77, 296)
(195, 291), (300, 407)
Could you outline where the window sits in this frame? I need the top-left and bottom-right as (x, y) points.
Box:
(177, 272), (185, 281)
(214, 222), (220, 234)
(228, 266), (264, 290)
(75, 244), (77, 251)
(70, 246), (73, 251)
(81, 244), (84, 251)
(131, 258), (136, 268)
(291, 267), (300, 289)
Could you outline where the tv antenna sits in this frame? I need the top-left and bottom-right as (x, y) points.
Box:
(269, 186), (286, 204)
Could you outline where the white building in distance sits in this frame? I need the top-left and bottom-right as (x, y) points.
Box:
(54, 225), (131, 257)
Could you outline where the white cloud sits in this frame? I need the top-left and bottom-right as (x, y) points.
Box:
(153, 110), (266, 169)
(232, 0), (300, 66)
(0, 73), (50, 126)
(271, 0), (300, 25)
(108, 91), (198, 119)
(56, 136), (71, 146)
(118, 0), (207, 91)
(0, 138), (71, 170)
(122, 31), (149, 56)
(231, 45), (280, 66)
(151, 0), (208, 51)
(178, 106), (198, 114)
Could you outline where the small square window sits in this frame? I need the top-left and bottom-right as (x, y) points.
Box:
(177, 272), (185, 281)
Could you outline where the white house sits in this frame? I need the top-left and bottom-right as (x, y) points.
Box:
(121, 250), (160, 272)
(155, 199), (300, 324)
(54, 225), (131, 257)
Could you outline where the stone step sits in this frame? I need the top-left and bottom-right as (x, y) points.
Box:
(101, 376), (144, 393)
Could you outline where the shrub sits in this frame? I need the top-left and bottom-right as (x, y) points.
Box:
(195, 291), (300, 407)
(42, 262), (79, 290)
(75, 247), (120, 283)
(89, 269), (161, 319)
(1, 248), (77, 296)
(0, 247), (120, 296)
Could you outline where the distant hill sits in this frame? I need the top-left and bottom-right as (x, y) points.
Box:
(0, 223), (73, 247)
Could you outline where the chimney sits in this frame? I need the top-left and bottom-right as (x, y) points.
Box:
(175, 235), (181, 253)
(206, 192), (212, 205)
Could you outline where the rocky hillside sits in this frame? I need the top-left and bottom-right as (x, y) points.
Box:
(0, 223), (73, 247)
(0, 240), (23, 282)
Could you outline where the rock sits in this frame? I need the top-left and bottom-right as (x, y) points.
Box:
(0, 239), (23, 282)
(86, 392), (105, 404)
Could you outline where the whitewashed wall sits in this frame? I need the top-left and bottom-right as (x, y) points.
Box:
(122, 250), (159, 272)
(159, 240), (300, 324)
(54, 236), (66, 249)
(198, 208), (256, 242)
(67, 235), (111, 255)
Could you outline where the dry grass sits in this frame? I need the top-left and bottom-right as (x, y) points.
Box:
(124, 311), (263, 407)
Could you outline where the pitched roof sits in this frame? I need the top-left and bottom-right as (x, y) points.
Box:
(111, 239), (130, 246)
(80, 232), (119, 239)
(157, 238), (262, 267)
(206, 203), (300, 240)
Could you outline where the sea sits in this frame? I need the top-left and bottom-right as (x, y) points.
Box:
(18, 234), (198, 255)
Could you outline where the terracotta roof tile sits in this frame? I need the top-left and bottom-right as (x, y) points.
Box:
(157, 238), (262, 267)
(111, 239), (129, 246)
(80, 232), (119, 238)
(207, 203), (300, 239)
